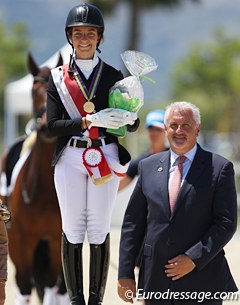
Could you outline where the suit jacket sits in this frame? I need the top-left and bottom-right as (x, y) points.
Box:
(118, 144), (238, 298)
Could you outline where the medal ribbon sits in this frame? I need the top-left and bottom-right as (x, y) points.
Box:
(72, 59), (103, 103)
(63, 61), (104, 140)
(72, 60), (104, 140)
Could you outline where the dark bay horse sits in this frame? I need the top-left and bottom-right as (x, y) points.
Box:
(5, 53), (70, 305)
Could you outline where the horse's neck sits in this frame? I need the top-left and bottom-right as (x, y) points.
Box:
(25, 132), (55, 186)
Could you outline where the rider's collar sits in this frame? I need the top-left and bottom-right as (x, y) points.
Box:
(74, 53), (99, 72)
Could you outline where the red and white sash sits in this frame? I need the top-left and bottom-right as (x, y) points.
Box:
(51, 63), (114, 185)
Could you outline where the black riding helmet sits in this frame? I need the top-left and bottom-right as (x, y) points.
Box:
(65, 3), (105, 50)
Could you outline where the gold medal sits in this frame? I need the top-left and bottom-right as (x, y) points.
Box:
(83, 101), (95, 113)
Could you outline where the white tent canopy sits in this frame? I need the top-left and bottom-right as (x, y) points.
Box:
(4, 44), (72, 146)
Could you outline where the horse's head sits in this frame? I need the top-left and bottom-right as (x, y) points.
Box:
(26, 52), (63, 139)
(27, 52), (63, 119)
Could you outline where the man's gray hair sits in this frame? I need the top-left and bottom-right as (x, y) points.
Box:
(164, 101), (201, 125)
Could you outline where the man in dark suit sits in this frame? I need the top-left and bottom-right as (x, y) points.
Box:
(118, 101), (238, 304)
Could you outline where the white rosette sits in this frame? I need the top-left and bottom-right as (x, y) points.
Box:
(83, 148), (102, 167)
(82, 147), (113, 185)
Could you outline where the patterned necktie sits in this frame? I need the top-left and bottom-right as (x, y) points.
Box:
(169, 155), (186, 213)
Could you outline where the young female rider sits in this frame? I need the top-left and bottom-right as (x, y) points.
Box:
(46, 3), (139, 305)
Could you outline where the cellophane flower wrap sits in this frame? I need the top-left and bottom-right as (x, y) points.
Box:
(107, 50), (158, 137)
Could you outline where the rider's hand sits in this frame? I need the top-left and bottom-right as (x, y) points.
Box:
(86, 108), (137, 129)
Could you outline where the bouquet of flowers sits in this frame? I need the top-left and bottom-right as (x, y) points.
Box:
(107, 50), (158, 137)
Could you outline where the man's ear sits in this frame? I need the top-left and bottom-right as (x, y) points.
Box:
(196, 125), (201, 136)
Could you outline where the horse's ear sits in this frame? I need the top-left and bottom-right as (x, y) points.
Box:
(27, 52), (40, 76)
(56, 53), (63, 67)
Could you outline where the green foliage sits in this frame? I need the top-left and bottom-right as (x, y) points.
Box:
(0, 22), (29, 134)
(90, 0), (200, 50)
(171, 29), (240, 133)
(0, 22), (29, 87)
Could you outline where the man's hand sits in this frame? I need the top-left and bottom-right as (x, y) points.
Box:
(165, 254), (196, 280)
(118, 278), (136, 303)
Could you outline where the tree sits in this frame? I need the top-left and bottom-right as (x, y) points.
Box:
(91, 0), (200, 50)
(0, 22), (29, 87)
(0, 22), (29, 139)
(171, 29), (240, 134)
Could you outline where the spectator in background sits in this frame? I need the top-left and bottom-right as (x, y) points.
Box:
(119, 109), (167, 191)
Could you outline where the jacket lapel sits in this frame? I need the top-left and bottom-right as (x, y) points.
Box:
(171, 145), (206, 217)
(157, 151), (172, 218)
